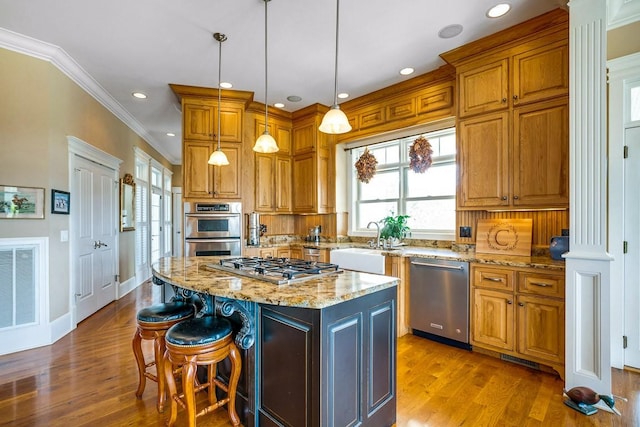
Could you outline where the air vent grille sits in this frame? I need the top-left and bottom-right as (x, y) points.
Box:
(500, 354), (540, 370)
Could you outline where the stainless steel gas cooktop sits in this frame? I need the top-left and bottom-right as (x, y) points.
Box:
(205, 257), (343, 285)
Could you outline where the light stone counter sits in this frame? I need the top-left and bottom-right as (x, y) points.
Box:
(152, 256), (398, 309)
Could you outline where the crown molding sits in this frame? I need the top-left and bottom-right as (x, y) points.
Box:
(0, 28), (178, 165)
(607, 0), (640, 30)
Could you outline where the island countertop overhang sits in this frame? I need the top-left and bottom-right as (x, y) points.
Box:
(152, 256), (399, 309)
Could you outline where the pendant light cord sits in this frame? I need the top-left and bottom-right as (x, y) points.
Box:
(332, 0), (340, 107)
(217, 35), (223, 151)
(264, 0), (269, 127)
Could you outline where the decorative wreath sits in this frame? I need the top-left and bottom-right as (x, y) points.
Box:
(355, 148), (378, 183)
(409, 136), (433, 173)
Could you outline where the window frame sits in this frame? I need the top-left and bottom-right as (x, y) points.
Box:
(347, 124), (457, 241)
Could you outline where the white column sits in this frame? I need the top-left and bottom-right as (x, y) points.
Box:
(565, 0), (612, 393)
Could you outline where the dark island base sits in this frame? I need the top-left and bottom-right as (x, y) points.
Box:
(214, 286), (397, 427)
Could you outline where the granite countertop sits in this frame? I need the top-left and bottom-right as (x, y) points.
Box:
(152, 256), (399, 309)
(249, 241), (565, 271)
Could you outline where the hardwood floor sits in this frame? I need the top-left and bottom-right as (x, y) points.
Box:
(1, 282), (638, 427)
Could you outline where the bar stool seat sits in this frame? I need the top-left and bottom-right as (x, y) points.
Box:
(132, 301), (196, 412)
(164, 316), (242, 427)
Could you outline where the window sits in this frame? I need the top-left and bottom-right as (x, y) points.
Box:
(350, 127), (456, 240)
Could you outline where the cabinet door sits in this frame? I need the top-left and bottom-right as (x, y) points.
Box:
(517, 295), (564, 364)
(471, 288), (514, 351)
(184, 102), (215, 141)
(276, 247), (291, 259)
(458, 112), (510, 208)
(292, 122), (316, 155)
(512, 41), (569, 106)
(213, 143), (241, 199)
(292, 153), (317, 213)
(275, 123), (292, 154)
(218, 105), (243, 142)
(290, 247), (303, 259)
(183, 141), (214, 199)
(255, 153), (275, 211)
(458, 58), (509, 117)
(512, 98), (568, 207)
(275, 155), (292, 212)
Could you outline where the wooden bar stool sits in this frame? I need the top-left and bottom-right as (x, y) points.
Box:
(164, 315), (242, 427)
(132, 301), (196, 412)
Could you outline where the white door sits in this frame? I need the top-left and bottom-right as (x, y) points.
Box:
(72, 155), (117, 323)
(624, 125), (640, 368)
(150, 188), (162, 264)
(172, 188), (182, 257)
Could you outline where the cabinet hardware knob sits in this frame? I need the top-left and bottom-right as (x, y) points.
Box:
(502, 98), (507, 103)
(513, 195), (519, 200)
(507, 300), (513, 304)
(518, 302), (524, 307)
(513, 95), (519, 100)
(502, 196), (508, 201)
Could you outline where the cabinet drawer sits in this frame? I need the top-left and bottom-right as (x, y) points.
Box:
(472, 266), (515, 291)
(518, 271), (564, 298)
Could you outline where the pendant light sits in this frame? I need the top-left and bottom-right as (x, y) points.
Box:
(208, 32), (230, 166)
(253, 0), (279, 153)
(319, 0), (352, 135)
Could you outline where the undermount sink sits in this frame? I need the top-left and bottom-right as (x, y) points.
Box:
(330, 248), (386, 275)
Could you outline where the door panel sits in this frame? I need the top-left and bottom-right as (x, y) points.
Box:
(73, 156), (117, 323)
(624, 125), (640, 368)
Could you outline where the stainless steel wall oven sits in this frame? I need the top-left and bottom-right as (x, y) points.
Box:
(184, 202), (242, 257)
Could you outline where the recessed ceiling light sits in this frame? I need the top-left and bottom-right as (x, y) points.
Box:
(399, 67), (414, 76)
(220, 82), (233, 89)
(287, 95), (302, 102)
(274, 102), (285, 108)
(487, 3), (511, 18)
(166, 132), (175, 137)
(337, 93), (349, 99)
(132, 92), (147, 99)
(438, 24), (463, 39)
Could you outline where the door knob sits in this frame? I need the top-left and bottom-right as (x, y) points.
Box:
(94, 240), (108, 249)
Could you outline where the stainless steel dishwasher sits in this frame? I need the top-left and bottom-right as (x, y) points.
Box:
(409, 258), (470, 349)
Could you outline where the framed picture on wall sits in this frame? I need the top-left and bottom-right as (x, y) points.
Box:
(0, 185), (45, 219)
(51, 189), (70, 214)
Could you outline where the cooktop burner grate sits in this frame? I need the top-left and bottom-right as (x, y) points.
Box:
(205, 257), (342, 285)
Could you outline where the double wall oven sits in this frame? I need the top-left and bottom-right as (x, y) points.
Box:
(184, 202), (242, 257)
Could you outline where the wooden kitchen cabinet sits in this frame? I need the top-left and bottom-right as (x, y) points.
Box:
(470, 263), (565, 375)
(254, 118), (292, 213)
(183, 141), (241, 199)
(291, 108), (335, 214)
(180, 96), (244, 201)
(183, 100), (243, 142)
(458, 98), (569, 209)
(457, 39), (568, 118)
(444, 18), (569, 211)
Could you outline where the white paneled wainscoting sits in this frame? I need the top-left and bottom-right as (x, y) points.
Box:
(0, 237), (59, 356)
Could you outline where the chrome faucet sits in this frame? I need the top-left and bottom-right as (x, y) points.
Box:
(367, 221), (381, 248)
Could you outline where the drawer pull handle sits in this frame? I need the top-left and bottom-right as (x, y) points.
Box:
(485, 277), (503, 282)
(530, 282), (549, 287)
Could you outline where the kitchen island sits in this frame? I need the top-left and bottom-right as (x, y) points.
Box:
(152, 256), (398, 427)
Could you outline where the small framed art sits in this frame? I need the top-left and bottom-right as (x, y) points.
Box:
(0, 185), (45, 219)
(51, 189), (70, 215)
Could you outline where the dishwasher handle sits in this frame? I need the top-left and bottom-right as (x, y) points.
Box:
(410, 260), (465, 270)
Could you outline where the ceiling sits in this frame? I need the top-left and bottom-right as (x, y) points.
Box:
(0, 0), (565, 164)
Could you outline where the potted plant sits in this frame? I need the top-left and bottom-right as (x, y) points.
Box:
(379, 213), (410, 246)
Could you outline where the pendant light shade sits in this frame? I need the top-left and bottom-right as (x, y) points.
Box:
(208, 32), (230, 166)
(319, 105), (351, 134)
(253, 0), (279, 153)
(319, 0), (351, 135)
